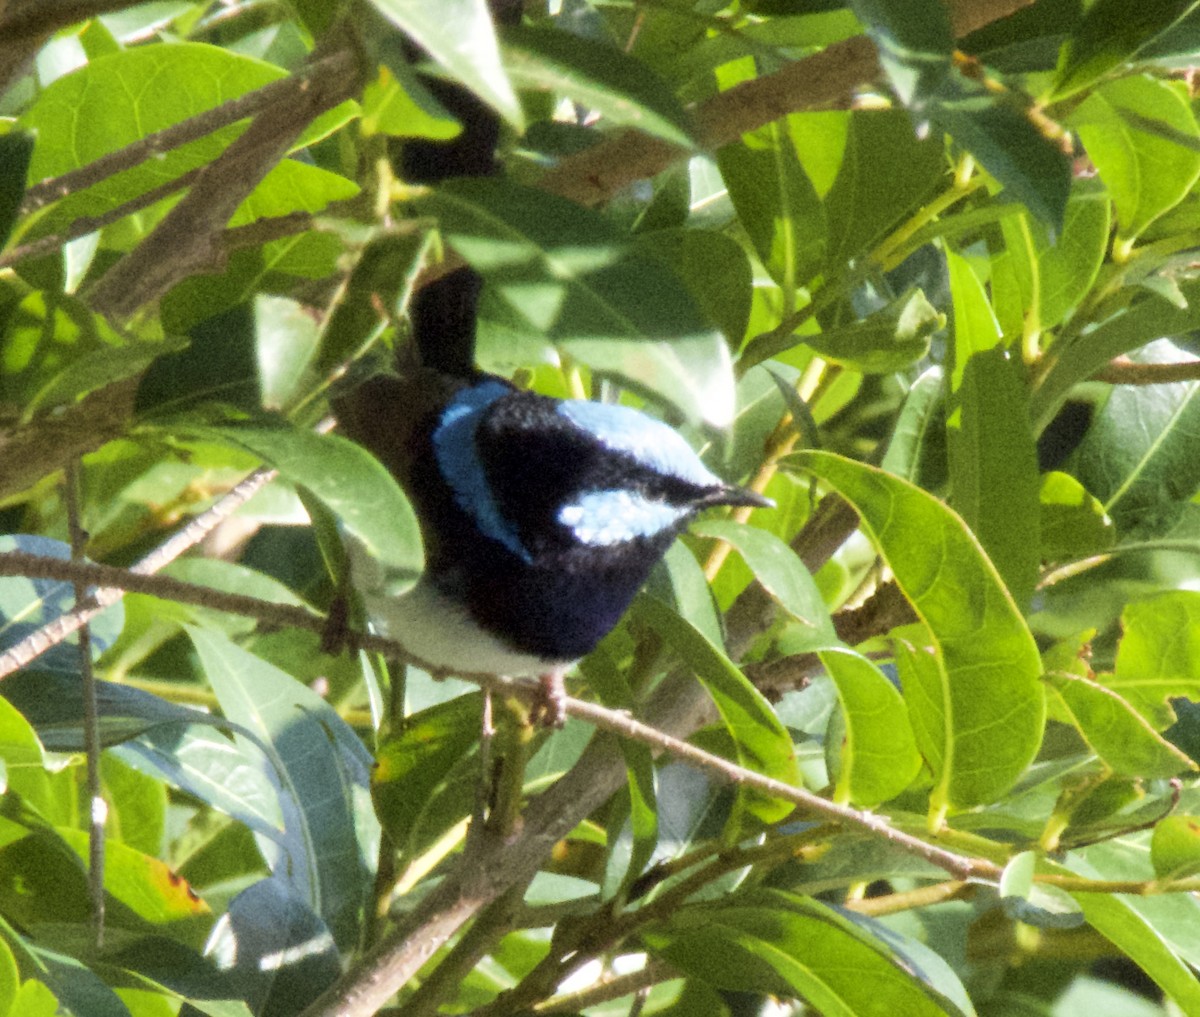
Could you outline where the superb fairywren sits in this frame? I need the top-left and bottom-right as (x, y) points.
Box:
(339, 366), (770, 723)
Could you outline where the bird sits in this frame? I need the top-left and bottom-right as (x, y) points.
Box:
(337, 363), (771, 725)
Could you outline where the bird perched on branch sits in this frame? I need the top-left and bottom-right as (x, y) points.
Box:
(339, 358), (770, 724)
(336, 0), (767, 722)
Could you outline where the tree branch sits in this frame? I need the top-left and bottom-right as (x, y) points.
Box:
(1092, 357), (1200, 385)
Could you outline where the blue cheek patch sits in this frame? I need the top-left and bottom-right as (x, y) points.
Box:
(433, 381), (532, 562)
(558, 489), (691, 546)
(556, 400), (723, 489)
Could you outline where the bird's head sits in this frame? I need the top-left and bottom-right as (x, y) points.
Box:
(432, 379), (771, 564)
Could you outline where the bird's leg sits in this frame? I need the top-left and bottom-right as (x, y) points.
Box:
(530, 669), (567, 728)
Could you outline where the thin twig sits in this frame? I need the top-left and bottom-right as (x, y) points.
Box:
(1092, 357), (1200, 385)
(0, 467), (276, 679)
(65, 461), (105, 946)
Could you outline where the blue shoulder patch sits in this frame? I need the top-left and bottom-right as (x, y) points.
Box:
(556, 401), (722, 489)
(558, 489), (691, 546)
(433, 380), (531, 562)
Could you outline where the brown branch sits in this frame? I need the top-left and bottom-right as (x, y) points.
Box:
(1092, 356), (1200, 385)
(535, 0), (1035, 209)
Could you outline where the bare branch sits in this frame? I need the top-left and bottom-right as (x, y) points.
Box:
(1092, 357), (1200, 385)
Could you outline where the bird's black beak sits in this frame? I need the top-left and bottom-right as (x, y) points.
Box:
(701, 486), (775, 510)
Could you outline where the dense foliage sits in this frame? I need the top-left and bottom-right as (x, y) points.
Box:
(5, 0), (1200, 1014)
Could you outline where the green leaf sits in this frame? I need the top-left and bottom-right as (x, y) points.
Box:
(690, 519), (834, 637)
(1047, 672), (1195, 778)
(419, 178), (736, 426)
(644, 888), (958, 1017)
(1112, 590), (1200, 728)
(1052, 0), (1196, 101)
(503, 26), (693, 147)
(360, 64), (462, 139)
(0, 292), (185, 416)
(254, 294), (320, 411)
(1074, 339), (1200, 525)
(634, 595), (799, 824)
(819, 647), (922, 808)
(935, 80), (1072, 234)
(0, 133), (32, 252)
(1151, 815), (1200, 879)
(372, 693), (481, 856)
(0, 936), (15, 1017)
(791, 451), (1045, 814)
(880, 366), (946, 487)
(1039, 472), (1115, 561)
(824, 111), (945, 266)
(1074, 75), (1200, 245)
(198, 423), (422, 575)
(187, 628), (377, 951)
(203, 878), (341, 1016)
(946, 249), (1002, 390)
(653, 541), (724, 649)
(368, 0), (521, 127)
(17, 43), (358, 234)
(634, 229), (754, 351)
(801, 287), (941, 374)
(947, 347), (1040, 609)
(716, 125), (826, 289)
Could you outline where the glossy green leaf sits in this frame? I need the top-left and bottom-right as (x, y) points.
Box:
(946, 249), (1002, 390)
(1048, 672), (1195, 778)
(203, 878), (341, 1016)
(1052, 0), (1195, 101)
(1075, 75), (1200, 245)
(824, 111), (945, 266)
(992, 185), (1110, 341)
(419, 178), (736, 426)
(17, 43), (358, 234)
(0, 292), (185, 416)
(948, 347), (1040, 609)
(199, 423), (422, 575)
(0, 132), (32, 251)
(644, 888), (956, 1017)
(187, 628), (377, 950)
(0, 919), (131, 1017)
(5, 978), (59, 1017)
(819, 647), (921, 807)
(791, 451), (1045, 814)
(1151, 815), (1200, 879)
(1112, 591), (1200, 728)
(0, 936), (15, 1017)
(360, 64), (462, 139)
(1039, 472), (1115, 561)
(372, 693), (480, 856)
(634, 595), (799, 824)
(254, 295), (319, 411)
(634, 229), (754, 351)
(690, 519), (834, 637)
(369, 0), (522, 127)
(716, 125), (825, 289)
(504, 27), (693, 147)
(801, 287), (941, 374)
(880, 366), (946, 487)
(1074, 339), (1200, 525)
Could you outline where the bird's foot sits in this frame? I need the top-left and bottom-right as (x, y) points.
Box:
(530, 672), (567, 728)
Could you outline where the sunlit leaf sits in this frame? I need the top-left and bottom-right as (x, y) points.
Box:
(791, 451), (1045, 814)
